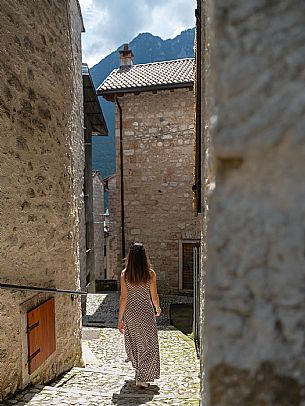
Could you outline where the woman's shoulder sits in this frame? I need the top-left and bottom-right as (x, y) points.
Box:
(149, 269), (156, 279)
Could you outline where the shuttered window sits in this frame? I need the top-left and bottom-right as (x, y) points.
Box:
(27, 297), (56, 375)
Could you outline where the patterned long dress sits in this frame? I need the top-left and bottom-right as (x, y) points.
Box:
(124, 279), (160, 382)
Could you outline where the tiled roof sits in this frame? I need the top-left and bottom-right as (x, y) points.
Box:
(97, 58), (194, 95)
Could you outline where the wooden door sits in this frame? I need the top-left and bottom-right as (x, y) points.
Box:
(27, 297), (56, 375)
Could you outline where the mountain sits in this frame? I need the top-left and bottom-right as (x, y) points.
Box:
(90, 28), (195, 178)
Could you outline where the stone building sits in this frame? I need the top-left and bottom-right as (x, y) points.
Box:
(196, 0), (305, 405)
(92, 170), (106, 282)
(103, 173), (118, 281)
(98, 47), (199, 293)
(0, 0), (86, 400)
(92, 171), (118, 290)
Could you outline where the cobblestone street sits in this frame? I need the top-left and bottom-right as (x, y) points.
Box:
(2, 294), (200, 405)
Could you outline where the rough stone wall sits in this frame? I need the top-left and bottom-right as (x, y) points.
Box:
(0, 0), (84, 400)
(202, 0), (305, 404)
(114, 89), (199, 292)
(93, 171), (105, 280)
(197, 1), (213, 403)
(106, 174), (118, 279)
(83, 122), (95, 294)
(69, 0), (87, 307)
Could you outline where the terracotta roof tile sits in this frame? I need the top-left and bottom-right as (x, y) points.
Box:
(97, 58), (194, 95)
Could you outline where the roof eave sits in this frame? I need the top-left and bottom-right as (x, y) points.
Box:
(82, 64), (108, 136)
(76, 0), (85, 32)
(97, 81), (194, 98)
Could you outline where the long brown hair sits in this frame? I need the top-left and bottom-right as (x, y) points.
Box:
(124, 242), (152, 285)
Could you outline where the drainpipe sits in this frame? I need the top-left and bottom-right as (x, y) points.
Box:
(115, 97), (126, 261)
(194, 5), (202, 214)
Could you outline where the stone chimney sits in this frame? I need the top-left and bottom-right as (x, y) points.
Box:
(119, 44), (134, 68)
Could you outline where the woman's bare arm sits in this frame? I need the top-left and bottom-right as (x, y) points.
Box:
(118, 271), (128, 332)
(150, 270), (161, 316)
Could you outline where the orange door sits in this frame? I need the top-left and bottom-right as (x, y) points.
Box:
(27, 298), (56, 375)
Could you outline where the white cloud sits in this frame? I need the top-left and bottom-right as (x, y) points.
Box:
(78, 0), (94, 12)
(79, 0), (196, 67)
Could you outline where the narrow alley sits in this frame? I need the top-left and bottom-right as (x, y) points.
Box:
(2, 294), (200, 406)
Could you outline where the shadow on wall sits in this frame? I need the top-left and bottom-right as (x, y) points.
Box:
(95, 279), (118, 292)
(170, 303), (193, 335)
(210, 362), (303, 406)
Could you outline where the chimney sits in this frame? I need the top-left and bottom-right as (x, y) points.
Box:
(119, 44), (134, 68)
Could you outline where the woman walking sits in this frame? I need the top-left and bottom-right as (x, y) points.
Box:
(118, 242), (161, 388)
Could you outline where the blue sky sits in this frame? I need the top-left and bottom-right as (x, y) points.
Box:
(79, 0), (196, 67)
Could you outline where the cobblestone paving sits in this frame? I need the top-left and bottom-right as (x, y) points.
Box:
(2, 294), (200, 405)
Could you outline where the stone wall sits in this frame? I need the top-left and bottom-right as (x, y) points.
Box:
(69, 0), (87, 303)
(82, 119), (95, 294)
(113, 89), (199, 292)
(201, 0), (305, 404)
(93, 171), (105, 280)
(106, 174), (118, 280)
(0, 0), (84, 400)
